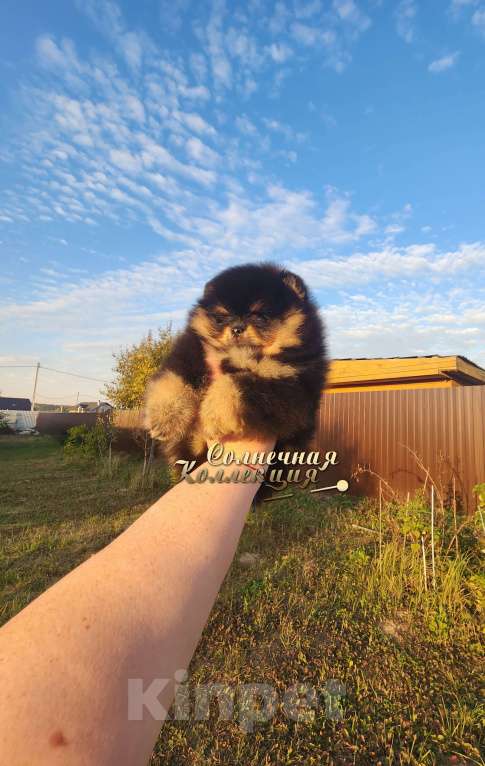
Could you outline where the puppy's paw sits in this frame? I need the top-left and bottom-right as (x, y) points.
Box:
(145, 371), (198, 442)
(200, 375), (246, 440)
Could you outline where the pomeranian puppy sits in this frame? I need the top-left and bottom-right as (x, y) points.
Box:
(145, 262), (327, 496)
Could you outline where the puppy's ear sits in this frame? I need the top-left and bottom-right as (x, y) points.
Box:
(282, 270), (307, 301)
(202, 278), (216, 299)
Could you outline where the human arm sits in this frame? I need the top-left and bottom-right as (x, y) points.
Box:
(0, 437), (273, 766)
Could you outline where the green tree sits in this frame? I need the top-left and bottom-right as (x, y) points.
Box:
(105, 328), (174, 409)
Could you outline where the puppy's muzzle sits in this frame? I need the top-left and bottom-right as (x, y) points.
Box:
(231, 323), (245, 337)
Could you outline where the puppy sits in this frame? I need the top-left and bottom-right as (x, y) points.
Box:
(145, 262), (327, 497)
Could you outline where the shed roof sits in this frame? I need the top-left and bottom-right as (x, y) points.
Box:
(327, 355), (485, 388)
(0, 397), (32, 411)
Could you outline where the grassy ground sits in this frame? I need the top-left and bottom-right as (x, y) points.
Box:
(0, 434), (170, 624)
(0, 435), (483, 765)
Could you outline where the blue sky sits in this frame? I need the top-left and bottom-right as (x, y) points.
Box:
(1, 0), (485, 403)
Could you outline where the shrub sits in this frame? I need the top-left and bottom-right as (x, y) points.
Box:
(63, 420), (110, 459)
(0, 412), (12, 434)
(104, 327), (174, 409)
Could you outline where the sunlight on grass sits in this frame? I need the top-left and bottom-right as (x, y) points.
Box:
(0, 435), (483, 764)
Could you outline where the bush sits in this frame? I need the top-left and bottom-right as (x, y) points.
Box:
(104, 327), (174, 409)
(63, 420), (111, 459)
(0, 412), (12, 434)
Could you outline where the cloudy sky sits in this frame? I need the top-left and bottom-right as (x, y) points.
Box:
(1, 0), (485, 403)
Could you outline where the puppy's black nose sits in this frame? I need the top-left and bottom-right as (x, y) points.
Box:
(232, 323), (245, 336)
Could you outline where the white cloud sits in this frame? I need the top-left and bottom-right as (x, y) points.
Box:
(319, 197), (376, 242)
(385, 224), (405, 236)
(185, 137), (220, 167)
(322, 290), (485, 365)
(1, 183), (381, 349)
(124, 93), (145, 122)
(332, 0), (371, 33)
(235, 115), (257, 135)
(109, 148), (142, 173)
(428, 52), (460, 73)
(267, 42), (293, 62)
(36, 35), (69, 67)
(450, 0), (478, 12)
(121, 31), (143, 70)
(190, 52), (208, 81)
(268, 2), (289, 35)
(2, 240), (485, 399)
(472, 7), (485, 33)
(294, 242), (485, 289)
(139, 135), (217, 185)
(291, 22), (320, 46)
(295, 1), (322, 19)
(196, 0), (372, 86)
(175, 111), (216, 136)
(178, 84), (211, 101)
(4, 0), (484, 396)
(262, 118), (307, 143)
(204, 0), (233, 89)
(395, 0), (417, 43)
(80, 0), (124, 36)
(160, 0), (190, 33)
(289, 1), (370, 71)
(35, 35), (86, 89)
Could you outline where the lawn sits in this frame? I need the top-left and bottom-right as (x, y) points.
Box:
(0, 434), (169, 624)
(0, 435), (483, 765)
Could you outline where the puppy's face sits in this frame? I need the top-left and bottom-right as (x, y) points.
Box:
(190, 264), (308, 355)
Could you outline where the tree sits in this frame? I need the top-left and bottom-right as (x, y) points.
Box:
(105, 328), (174, 409)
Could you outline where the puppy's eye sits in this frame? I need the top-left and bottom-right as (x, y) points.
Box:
(251, 312), (270, 324)
(212, 314), (227, 326)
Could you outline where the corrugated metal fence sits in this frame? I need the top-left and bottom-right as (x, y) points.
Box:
(4, 386), (484, 511)
(316, 385), (485, 512)
(1, 410), (38, 432)
(1, 411), (97, 434)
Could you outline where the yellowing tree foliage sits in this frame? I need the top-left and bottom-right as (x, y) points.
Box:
(105, 328), (174, 409)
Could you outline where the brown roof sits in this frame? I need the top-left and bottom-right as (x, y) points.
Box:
(327, 355), (485, 387)
(0, 397), (32, 411)
(331, 353), (485, 370)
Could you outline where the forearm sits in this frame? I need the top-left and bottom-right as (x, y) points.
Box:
(0, 439), (272, 766)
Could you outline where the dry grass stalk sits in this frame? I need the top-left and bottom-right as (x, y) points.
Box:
(379, 480), (383, 567)
(430, 485), (436, 591)
(452, 475), (459, 556)
(421, 533), (428, 593)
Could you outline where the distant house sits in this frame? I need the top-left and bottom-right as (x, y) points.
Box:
(326, 355), (485, 393)
(90, 402), (114, 414)
(77, 401), (113, 414)
(0, 396), (32, 411)
(77, 402), (94, 412)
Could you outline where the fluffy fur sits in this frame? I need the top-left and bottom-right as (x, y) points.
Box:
(145, 262), (327, 499)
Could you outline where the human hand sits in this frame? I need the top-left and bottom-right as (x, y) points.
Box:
(207, 435), (276, 467)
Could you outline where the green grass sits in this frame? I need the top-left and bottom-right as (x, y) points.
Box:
(0, 435), (483, 765)
(0, 434), (170, 624)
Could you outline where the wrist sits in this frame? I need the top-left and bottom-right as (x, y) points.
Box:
(204, 437), (275, 475)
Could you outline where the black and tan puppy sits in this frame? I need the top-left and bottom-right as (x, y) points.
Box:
(145, 262), (327, 495)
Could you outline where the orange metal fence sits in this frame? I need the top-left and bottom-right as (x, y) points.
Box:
(16, 386), (485, 511)
(315, 385), (485, 512)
